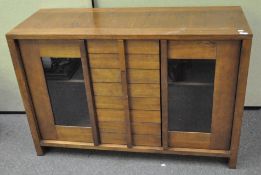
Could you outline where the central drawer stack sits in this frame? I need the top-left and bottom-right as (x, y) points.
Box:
(87, 40), (161, 146)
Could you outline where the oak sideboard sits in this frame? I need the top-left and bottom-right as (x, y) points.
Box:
(6, 6), (253, 168)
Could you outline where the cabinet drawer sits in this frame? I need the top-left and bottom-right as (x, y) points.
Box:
(100, 132), (126, 145)
(127, 54), (159, 69)
(128, 70), (160, 83)
(99, 133), (161, 146)
(89, 54), (159, 69)
(99, 122), (160, 135)
(125, 40), (159, 54)
(96, 109), (161, 123)
(168, 41), (216, 59)
(93, 83), (160, 97)
(89, 54), (119, 69)
(91, 69), (121, 83)
(95, 97), (160, 110)
(91, 69), (159, 83)
(133, 135), (161, 147)
(87, 40), (159, 54)
(39, 40), (81, 58)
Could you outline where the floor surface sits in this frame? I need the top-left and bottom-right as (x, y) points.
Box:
(0, 109), (260, 175)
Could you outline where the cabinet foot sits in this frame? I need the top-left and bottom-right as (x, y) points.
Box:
(35, 146), (45, 156)
(228, 157), (237, 169)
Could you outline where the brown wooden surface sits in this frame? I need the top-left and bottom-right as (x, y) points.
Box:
(87, 40), (159, 54)
(89, 54), (159, 69)
(168, 41), (216, 59)
(41, 140), (230, 157)
(160, 40), (168, 149)
(39, 40), (81, 58)
(210, 41), (241, 150)
(133, 135), (161, 146)
(81, 41), (100, 145)
(95, 97), (160, 110)
(7, 7), (252, 40)
(19, 39), (98, 146)
(7, 39), (44, 155)
(7, 7), (253, 167)
(128, 70), (160, 83)
(98, 122), (160, 135)
(229, 39), (252, 169)
(96, 109), (161, 123)
(118, 39), (132, 147)
(100, 132), (126, 145)
(56, 126), (93, 143)
(19, 40), (57, 140)
(169, 131), (211, 149)
(93, 83), (160, 97)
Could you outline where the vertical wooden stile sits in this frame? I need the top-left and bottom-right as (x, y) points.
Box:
(7, 39), (44, 155)
(229, 39), (252, 168)
(80, 40), (100, 146)
(118, 40), (132, 148)
(160, 40), (168, 149)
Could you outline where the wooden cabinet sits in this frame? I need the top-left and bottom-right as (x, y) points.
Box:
(6, 7), (252, 168)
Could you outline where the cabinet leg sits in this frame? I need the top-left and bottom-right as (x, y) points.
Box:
(228, 156), (237, 169)
(35, 146), (45, 156)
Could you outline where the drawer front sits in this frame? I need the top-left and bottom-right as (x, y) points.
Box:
(87, 40), (159, 54)
(87, 39), (161, 146)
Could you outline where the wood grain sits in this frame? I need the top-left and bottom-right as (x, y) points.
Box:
(229, 39), (252, 169)
(7, 7), (252, 40)
(118, 39), (132, 147)
(96, 109), (161, 123)
(128, 70), (160, 83)
(19, 40), (57, 140)
(210, 41), (241, 150)
(125, 40), (159, 54)
(100, 132), (126, 145)
(95, 96), (160, 110)
(89, 54), (119, 68)
(56, 126), (93, 143)
(168, 41), (216, 59)
(81, 41), (100, 145)
(99, 133), (161, 146)
(91, 69), (121, 83)
(160, 40), (168, 149)
(7, 38), (44, 155)
(39, 40), (81, 58)
(41, 140), (230, 158)
(91, 69), (159, 83)
(98, 122), (160, 135)
(133, 135), (161, 146)
(89, 54), (159, 69)
(93, 83), (160, 97)
(169, 131), (211, 149)
(127, 54), (159, 69)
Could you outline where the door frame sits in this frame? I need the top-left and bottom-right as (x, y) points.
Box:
(161, 40), (241, 150)
(19, 39), (99, 145)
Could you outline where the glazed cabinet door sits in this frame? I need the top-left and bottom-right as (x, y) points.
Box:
(161, 40), (241, 150)
(19, 40), (98, 144)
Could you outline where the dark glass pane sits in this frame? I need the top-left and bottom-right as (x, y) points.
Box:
(168, 60), (215, 132)
(42, 57), (90, 127)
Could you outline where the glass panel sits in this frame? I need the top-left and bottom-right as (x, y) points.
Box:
(41, 57), (90, 127)
(168, 60), (215, 132)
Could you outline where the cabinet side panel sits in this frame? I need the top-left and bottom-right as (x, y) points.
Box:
(229, 39), (252, 169)
(7, 39), (44, 155)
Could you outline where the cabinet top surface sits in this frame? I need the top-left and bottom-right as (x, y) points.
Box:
(7, 6), (252, 40)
